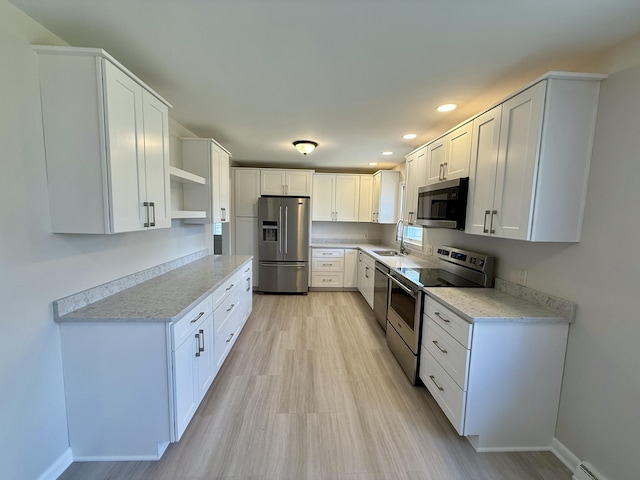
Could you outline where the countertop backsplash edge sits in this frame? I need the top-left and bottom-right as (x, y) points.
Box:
(54, 249), (210, 318)
(495, 278), (577, 320)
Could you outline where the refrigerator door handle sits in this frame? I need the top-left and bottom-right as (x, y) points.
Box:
(285, 206), (289, 254)
(279, 205), (283, 254)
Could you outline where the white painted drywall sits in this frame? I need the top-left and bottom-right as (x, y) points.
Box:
(0, 2), (207, 478)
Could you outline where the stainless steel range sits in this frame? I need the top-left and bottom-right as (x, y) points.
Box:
(386, 246), (495, 384)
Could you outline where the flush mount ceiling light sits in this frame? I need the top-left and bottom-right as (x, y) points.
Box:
(368, 162), (378, 166)
(403, 133), (417, 140)
(382, 151), (393, 156)
(436, 103), (457, 112)
(292, 140), (318, 155)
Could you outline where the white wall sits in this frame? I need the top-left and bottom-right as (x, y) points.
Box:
(391, 40), (640, 480)
(311, 221), (384, 243)
(0, 2), (207, 478)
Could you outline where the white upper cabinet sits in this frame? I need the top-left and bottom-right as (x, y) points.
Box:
(465, 74), (604, 242)
(260, 169), (313, 196)
(372, 170), (400, 224)
(425, 121), (472, 186)
(181, 138), (232, 224)
(404, 147), (427, 224)
(312, 174), (360, 222)
(34, 46), (171, 234)
(358, 174), (373, 222)
(233, 168), (261, 217)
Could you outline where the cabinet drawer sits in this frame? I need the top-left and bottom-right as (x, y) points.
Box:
(313, 248), (344, 258)
(311, 272), (344, 287)
(419, 349), (466, 435)
(424, 297), (472, 348)
(172, 294), (213, 349)
(212, 271), (241, 308)
(214, 286), (241, 331)
(312, 258), (343, 271)
(423, 319), (470, 390)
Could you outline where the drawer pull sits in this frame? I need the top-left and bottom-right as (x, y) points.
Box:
(323, 263), (333, 266)
(429, 375), (445, 392)
(190, 311), (205, 323)
(434, 312), (450, 323)
(322, 253), (332, 255)
(432, 340), (448, 354)
(226, 283), (235, 291)
(322, 279), (331, 282)
(226, 333), (234, 343)
(244, 267), (250, 273)
(226, 303), (235, 313)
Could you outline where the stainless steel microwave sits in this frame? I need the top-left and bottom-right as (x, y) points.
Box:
(416, 178), (469, 229)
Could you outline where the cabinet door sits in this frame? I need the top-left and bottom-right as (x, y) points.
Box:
(141, 90), (171, 229)
(425, 138), (446, 185)
(195, 314), (215, 401)
(234, 168), (261, 217)
(103, 60), (146, 233)
(261, 170), (286, 195)
(218, 149), (230, 222)
(285, 170), (313, 196)
(445, 121), (473, 180)
(493, 82), (546, 240)
(173, 334), (198, 440)
(312, 174), (336, 221)
(335, 175), (360, 221)
(358, 175), (373, 222)
(357, 253), (366, 295)
(344, 249), (358, 288)
(371, 173), (381, 222)
(465, 106), (502, 235)
(210, 145), (222, 223)
(235, 217), (259, 287)
(377, 171), (399, 224)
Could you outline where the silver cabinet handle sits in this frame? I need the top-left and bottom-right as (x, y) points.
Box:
(221, 207), (226, 222)
(195, 332), (201, 357)
(226, 303), (235, 313)
(143, 202), (150, 227)
(190, 311), (205, 323)
(323, 263), (332, 266)
(434, 311), (450, 323)
(429, 375), (445, 391)
(442, 162), (447, 180)
(490, 210), (497, 234)
(226, 333), (234, 343)
(199, 329), (205, 353)
(246, 277), (251, 292)
(150, 202), (156, 227)
(226, 283), (234, 291)
(322, 278), (331, 282)
(483, 210), (490, 233)
(438, 164), (443, 181)
(432, 340), (448, 354)
(365, 266), (369, 279)
(244, 267), (250, 273)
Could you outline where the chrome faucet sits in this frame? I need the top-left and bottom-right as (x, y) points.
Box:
(397, 219), (407, 255)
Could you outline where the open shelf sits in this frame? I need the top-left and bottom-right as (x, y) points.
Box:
(169, 166), (206, 185)
(171, 210), (207, 219)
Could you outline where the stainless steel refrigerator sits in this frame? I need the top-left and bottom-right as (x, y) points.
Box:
(258, 196), (310, 294)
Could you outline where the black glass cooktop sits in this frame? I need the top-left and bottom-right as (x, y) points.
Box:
(394, 267), (482, 288)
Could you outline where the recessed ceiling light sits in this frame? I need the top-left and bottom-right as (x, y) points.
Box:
(403, 134), (417, 140)
(368, 162), (378, 166)
(437, 103), (457, 112)
(382, 151), (393, 156)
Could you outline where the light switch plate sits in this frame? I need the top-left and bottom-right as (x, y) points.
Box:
(426, 244), (433, 256)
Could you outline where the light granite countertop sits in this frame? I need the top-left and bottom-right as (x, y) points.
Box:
(55, 255), (253, 323)
(423, 286), (573, 324)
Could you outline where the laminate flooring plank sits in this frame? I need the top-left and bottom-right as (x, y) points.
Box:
(58, 291), (572, 480)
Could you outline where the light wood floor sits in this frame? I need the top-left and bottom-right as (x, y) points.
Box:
(60, 292), (572, 480)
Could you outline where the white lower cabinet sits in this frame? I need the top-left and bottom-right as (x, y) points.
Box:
(419, 296), (569, 451)
(357, 251), (375, 308)
(58, 259), (253, 460)
(310, 248), (359, 289)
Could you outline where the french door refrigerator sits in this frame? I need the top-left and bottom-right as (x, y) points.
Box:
(258, 196), (310, 293)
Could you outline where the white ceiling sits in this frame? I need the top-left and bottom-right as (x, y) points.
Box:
(12, 0), (640, 171)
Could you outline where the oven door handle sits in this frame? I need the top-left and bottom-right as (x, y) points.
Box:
(389, 275), (416, 297)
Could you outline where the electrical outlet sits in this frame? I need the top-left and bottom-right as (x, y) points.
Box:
(516, 269), (528, 286)
(426, 244), (434, 256)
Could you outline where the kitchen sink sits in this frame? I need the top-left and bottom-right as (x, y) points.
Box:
(373, 250), (402, 256)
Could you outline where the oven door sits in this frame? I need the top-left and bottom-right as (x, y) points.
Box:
(387, 274), (422, 354)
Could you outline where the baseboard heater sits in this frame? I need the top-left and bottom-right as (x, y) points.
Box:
(573, 463), (606, 480)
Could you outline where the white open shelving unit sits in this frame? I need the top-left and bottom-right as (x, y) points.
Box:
(169, 166), (207, 219)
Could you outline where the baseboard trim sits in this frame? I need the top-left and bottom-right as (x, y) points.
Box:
(473, 445), (552, 453)
(74, 453), (163, 462)
(550, 437), (581, 472)
(37, 448), (73, 480)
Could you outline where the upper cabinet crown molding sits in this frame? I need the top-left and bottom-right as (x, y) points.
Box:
(34, 45), (172, 234)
